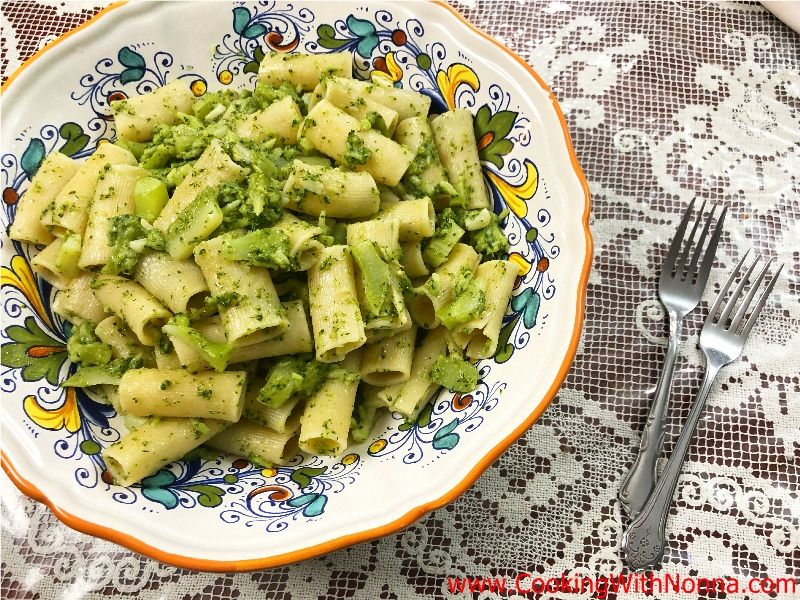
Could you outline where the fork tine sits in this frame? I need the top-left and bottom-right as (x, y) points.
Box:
(660, 200), (696, 282)
(740, 265), (783, 339)
(718, 255), (761, 326)
(708, 250), (750, 322)
(693, 205), (727, 286)
(686, 204), (717, 282)
(676, 199), (706, 280)
(729, 258), (773, 332)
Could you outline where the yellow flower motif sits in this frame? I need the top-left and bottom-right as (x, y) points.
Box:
(508, 252), (532, 277)
(218, 70), (233, 85)
(23, 388), (81, 433)
(1, 255), (52, 330)
(190, 79), (207, 96)
(261, 467), (277, 478)
(436, 63), (479, 110)
(371, 51), (403, 85)
(485, 159), (539, 219)
(368, 439), (387, 454)
(342, 453), (358, 466)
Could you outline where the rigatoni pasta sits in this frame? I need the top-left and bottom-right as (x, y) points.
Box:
(9, 151), (78, 245)
(7, 48), (522, 489)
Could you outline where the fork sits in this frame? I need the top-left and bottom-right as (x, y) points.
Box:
(622, 252), (783, 571)
(618, 200), (727, 517)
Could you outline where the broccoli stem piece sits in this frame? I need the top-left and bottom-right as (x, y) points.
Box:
(162, 315), (232, 372)
(257, 357), (306, 407)
(437, 279), (486, 330)
(422, 219), (465, 269)
(62, 354), (143, 387)
(429, 354), (479, 392)
(56, 233), (82, 279)
(67, 322), (112, 367)
(135, 177), (169, 223)
(220, 228), (294, 271)
(350, 240), (392, 318)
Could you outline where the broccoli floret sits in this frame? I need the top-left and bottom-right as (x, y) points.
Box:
(192, 90), (237, 121)
(257, 357), (332, 408)
(102, 215), (165, 276)
(217, 145), (298, 232)
(250, 82), (304, 114)
(62, 353), (143, 387)
(161, 314), (232, 372)
(429, 354), (479, 392)
(221, 228), (294, 271)
(139, 116), (227, 170)
(468, 219), (508, 260)
(437, 277), (486, 330)
(343, 131), (371, 166)
(67, 322), (112, 367)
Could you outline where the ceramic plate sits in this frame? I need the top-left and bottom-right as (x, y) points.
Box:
(1, 0), (591, 570)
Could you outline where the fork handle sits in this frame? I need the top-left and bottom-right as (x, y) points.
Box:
(618, 312), (682, 516)
(622, 365), (720, 571)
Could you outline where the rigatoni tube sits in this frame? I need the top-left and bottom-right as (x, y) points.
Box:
(282, 160), (379, 218)
(409, 243), (480, 329)
(194, 235), (286, 344)
(258, 51), (352, 91)
(234, 96), (302, 144)
(377, 327), (448, 419)
(301, 99), (414, 186)
(92, 275), (172, 345)
(322, 77), (430, 120)
(79, 164), (144, 269)
(43, 143), (137, 237)
(307, 245), (366, 362)
(31, 235), (81, 289)
(153, 139), (245, 231)
(430, 109), (491, 210)
(377, 198), (435, 241)
(118, 368), (247, 422)
(52, 272), (107, 324)
(453, 260), (518, 359)
(9, 151), (78, 245)
(360, 325), (417, 386)
(207, 417), (300, 466)
(299, 351), (361, 456)
(112, 79), (195, 142)
(102, 417), (227, 487)
(134, 251), (209, 314)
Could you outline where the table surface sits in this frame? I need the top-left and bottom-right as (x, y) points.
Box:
(2, 1), (798, 598)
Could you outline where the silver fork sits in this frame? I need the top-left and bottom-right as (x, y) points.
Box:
(618, 200), (727, 517)
(622, 253), (783, 571)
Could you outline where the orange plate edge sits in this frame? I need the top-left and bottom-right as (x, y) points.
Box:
(1, 0), (593, 572)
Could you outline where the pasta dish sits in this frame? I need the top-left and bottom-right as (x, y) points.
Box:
(9, 51), (519, 488)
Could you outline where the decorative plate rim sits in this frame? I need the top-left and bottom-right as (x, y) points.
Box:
(0, 0), (593, 572)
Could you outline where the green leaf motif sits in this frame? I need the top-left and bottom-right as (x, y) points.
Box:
(1, 316), (66, 385)
(290, 466), (327, 489)
(118, 46), (145, 69)
(58, 123), (89, 157)
(494, 314), (520, 364)
(474, 105), (517, 169)
(20, 139), (45, 180)
(316, 24), (350, 50)
(184, 484), (225, 508)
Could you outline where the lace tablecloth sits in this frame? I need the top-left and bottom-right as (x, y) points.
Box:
(2, 1), (799, 598)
